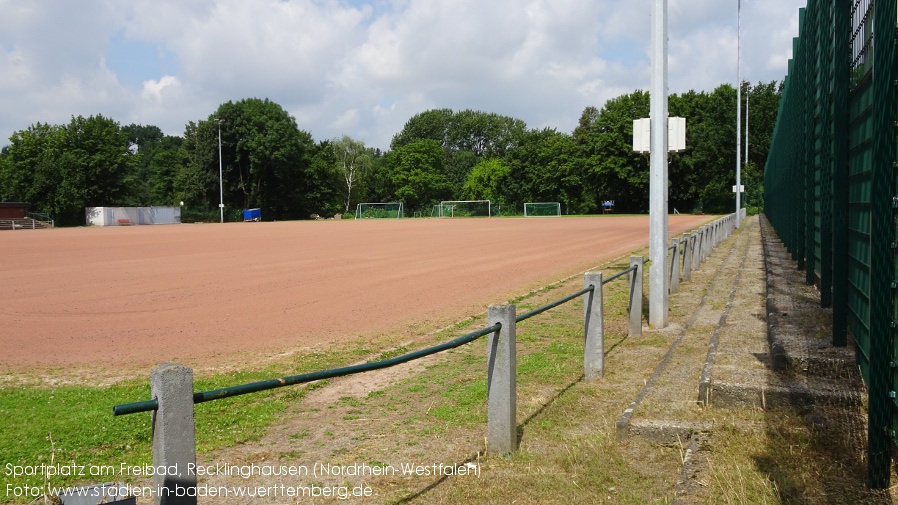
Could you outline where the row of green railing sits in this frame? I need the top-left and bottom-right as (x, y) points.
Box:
(763, 0), (895, 488)
(111, 216), (738, 502)
(113, 270), (637, 416)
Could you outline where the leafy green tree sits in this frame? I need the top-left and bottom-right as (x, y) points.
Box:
(363, 148), (392, 205)
(186, 98), (317, 220)
(462, 158), (511, 203)
(1, 115), (137, 225)
(390, 109), (455, 149)
(64, 114), (137, 207)
(300, 138), (343, 218)
(572, 82), (780, 215)
(122, 124), (185, 206)
(687, 85), (738, 213)
(391, 109), (527, 198)
(744, 81), (782, 171)
(332, 135), (371, 213)
(577, 91), (651, 213)
(0, 146), (8, 200)
(384, 139), (454, 213)
(0, 122), (65, 213)
(503, 128), (583, 213)
(177, 120), (218, 211)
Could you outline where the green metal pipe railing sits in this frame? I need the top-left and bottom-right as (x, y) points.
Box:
(114, 260), (645, 417)
(114, 322), (501, 416)
(604, 265), (637, 285)
(516, 286), (593, 323)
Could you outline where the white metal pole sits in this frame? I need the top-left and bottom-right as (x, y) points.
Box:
(735, 0), (742, 225)
(217, 119), (224, 224)
(649, 0), (669, 328)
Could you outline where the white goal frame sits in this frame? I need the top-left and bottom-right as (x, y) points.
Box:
(355, 202), (404, 219)
(523, 202), (561, 217)
(436, 200), (492, 218)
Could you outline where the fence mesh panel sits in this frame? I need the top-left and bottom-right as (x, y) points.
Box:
(764, 0), (896, 488)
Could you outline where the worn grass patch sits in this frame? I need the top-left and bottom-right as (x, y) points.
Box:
(0, 343), (413, 499)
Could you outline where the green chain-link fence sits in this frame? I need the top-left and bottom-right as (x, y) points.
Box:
(764, 0), (895, 488)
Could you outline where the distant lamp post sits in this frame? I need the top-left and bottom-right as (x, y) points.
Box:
(735, 0), (742, 225)
(215, 118), (224, 223)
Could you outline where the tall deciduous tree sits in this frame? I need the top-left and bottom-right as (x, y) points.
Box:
(578, 90), (651, 213)
(384, 139), (454, 213)
(391, 109), (527, 198)
(0, 115), (137, 225)
(122, 123), (184, 206)
(193, 98), (316, 220)
(332, 135), (371, 213)
(302, 139), (344, 218)
(463, 158), (511, 203)
(503, 128), (583, 213)
(177, 120), (218, 210)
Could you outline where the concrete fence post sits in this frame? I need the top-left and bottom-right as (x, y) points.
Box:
(628, 257), (643, 337)
(691, 231), (700, 271)
(703, 225), (712, 260)
(583, 272), (604, 381)
(150, 363), (197, 505)
(669, 238), (680, 294)
(682, 233), (693, 281)
(487, 304), (517, 455)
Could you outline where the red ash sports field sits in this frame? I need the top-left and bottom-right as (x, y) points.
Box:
(0, 215), (711, 371)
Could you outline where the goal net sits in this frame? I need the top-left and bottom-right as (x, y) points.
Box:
(523, 202), (561, 217)
(434, 200), (492, 218)
(355, 202), (404, 219)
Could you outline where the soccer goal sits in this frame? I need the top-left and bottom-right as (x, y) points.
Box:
(435, 200), (492, 218)
(524, 202), (561, 217)
(355, 202), (404, 219)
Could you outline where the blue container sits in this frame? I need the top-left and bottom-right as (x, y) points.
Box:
(243, 208), (261, 221)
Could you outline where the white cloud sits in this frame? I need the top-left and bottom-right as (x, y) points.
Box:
(142, 75), (181, 103)
(0, 0), (807, 150)
(329, 108), (361, 131)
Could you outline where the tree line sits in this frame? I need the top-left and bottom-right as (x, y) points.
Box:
(0, 83), (780, 226)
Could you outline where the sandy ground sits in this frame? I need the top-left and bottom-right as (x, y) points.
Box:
(0, 215), (710, 372)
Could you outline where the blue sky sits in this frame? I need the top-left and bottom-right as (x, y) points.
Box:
(0, 0), (806, 151)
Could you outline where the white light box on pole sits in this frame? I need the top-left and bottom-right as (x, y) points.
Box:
(668, 116), (686, 152)
(632, 117), (686, 153)
(633, 118), (652, 153)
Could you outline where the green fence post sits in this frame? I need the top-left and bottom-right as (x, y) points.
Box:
(867, 0), (896, 488)
(831, 0), (849, 347)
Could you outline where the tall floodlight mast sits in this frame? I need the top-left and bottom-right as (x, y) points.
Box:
(649, 0), (669, 328)
(216, 118), (224, 224)
(736, 0), (742, 225)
